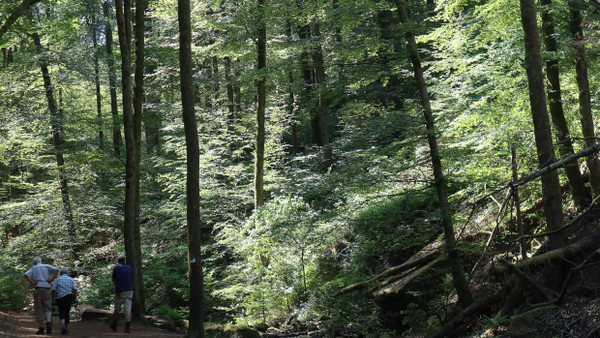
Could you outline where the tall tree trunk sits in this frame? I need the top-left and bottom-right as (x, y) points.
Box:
(91, 14), (104, 147)
(394, 0), (473, 308)
(541, 0), (589, 210)
(224, 56), (235, 131)
(212, 56), (220, 107)
(519, 0), (565, 249)
(32, 32), (75, 240)
(254, 0), (266, 209)
(115, 0), (145, 319)
(178, 0), (205, 335)
(295, 4), (317, 146)
(311, 20), (332, 162)
(569, 0), (600, 196)
(144, 15), (160, 155)
(286, 19), (299, 155)
(103, 0), (122, 157)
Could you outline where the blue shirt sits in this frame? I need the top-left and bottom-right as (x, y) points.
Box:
(112, 263), (133, 293)
(51, 274), (77, 299)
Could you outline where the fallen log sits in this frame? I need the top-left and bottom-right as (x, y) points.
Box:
(371, 255), (445, 297)
(510, 142), (600, 189)
(336, 241), (443, 295)
(492, 235), (598, 275)
(76, 304), (112, 321)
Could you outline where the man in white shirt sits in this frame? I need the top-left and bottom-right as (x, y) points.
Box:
(24, 256), (58, 335)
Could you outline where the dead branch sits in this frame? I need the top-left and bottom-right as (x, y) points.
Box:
(511, 143), (600, 188)
(492, 235), (599, 275)
(430, 293), (502, 338)
(515, 194), (600, 242)
(499, 258), (556, 302)
(336, 245), (442, 295)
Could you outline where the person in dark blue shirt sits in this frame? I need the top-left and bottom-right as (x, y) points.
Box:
(111, 256), (133, 333)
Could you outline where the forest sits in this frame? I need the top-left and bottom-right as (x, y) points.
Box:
(4, 0), (600, 337)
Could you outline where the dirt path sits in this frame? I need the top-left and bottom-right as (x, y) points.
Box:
(0, 311), (184, 338)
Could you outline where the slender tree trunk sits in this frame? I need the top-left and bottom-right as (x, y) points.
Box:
(285, 19), (299, 155)
(311, 20), (332, 161)
(6, 47), (13, 64)
(103, 0), (122, 157)
(92, 14), (104, 147)
(569, 0), (600, 196)
(295, 4), (317, 145)
(115, 0), (145, 318)
(32, 32), (75, 239)
(541, 0), (589, 210)
(224, 56), (235, 131)
(234, 63), (241, 112)
(519, 0), (565, 249)
(1, 48), (5, 68)
(394, 0), (473, 308)
(212, 56), (220, 107)
(254, 0), (266, 209)
(178, 0), (204, 335)
(511, 145), (527, 259)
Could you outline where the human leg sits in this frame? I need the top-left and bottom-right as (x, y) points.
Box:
(33, 289), (44, 334)
(122, 291), (133, 333)
(40, 288), (53, 333)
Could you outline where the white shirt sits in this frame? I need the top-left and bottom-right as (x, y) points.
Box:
(25, 263), (58, 288)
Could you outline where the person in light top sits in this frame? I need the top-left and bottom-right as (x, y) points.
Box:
(51, 267), (77, 334)
(24, 256), (58, 335)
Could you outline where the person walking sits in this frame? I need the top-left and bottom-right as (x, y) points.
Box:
(51, 267), (77, 334)
(111, 256), (133, 333)
(24, 256), (59, 335)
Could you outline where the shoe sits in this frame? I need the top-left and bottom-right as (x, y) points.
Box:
(46, 322), (52, 334)
(35, 327), (44, 335)
(110, 321), (117, 332)
(61, 327), (68, 334)
(125, 322), (131, 333)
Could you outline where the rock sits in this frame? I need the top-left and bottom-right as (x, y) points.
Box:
(76, 304), (112, 321)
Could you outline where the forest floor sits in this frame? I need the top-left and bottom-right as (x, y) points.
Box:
(0, 311), (183, 337)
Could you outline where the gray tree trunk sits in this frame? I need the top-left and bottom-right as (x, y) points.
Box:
(394, 0), (473, 308)
(519, 0), (565, 249)
(177, 0), (205, 335)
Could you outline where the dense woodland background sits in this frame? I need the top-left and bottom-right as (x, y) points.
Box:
(4, 0), (600, 336)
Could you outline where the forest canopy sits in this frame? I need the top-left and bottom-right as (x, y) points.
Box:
(3, 0), (600, 336)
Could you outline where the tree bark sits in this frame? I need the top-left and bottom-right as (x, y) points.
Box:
(285, 19), (299, 155)
(91, 14), (104, 147)
(103, 0), (122, 157)
(540, 0), (589, 210)
(32, 32), (75, 240)
(511, 145), (527, 259)
(224, 56), (235, 131)
(254, 0), (266, 209)
(394, 0), (473, 308)
(115, 0), (145, 318)
(177, 0), (205, 335)
(569, 0), (600, 196)
(311, 21), (332, 161)
(519, 0), (565, 249)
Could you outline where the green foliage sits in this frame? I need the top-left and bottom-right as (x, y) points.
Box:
(154, 305), (185, 328)
(77, 268), (114, 309)
(0, 256), (28, 311)
(350, 190), (442, 271)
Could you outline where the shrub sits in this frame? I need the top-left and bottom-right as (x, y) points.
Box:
(154, 305), (185, 328)
(0, 263), (28, 311)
